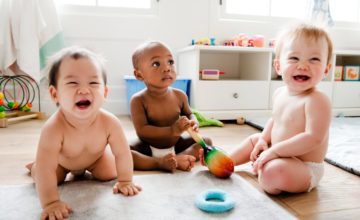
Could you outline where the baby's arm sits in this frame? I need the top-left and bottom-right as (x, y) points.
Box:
(35, 123), (72, 219)
(107, 115), (141, 196)
(249, 117), (273, 161)
(181, 92), (200, 132)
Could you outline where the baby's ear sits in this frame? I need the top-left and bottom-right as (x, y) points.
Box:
(104, 86), (109, 98)
(273, 59), (281, 75)
(134, 70), (144, 80)
(48, 85), (58, 103)
(324, 63), (332, 76)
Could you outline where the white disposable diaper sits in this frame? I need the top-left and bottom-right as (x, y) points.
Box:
(150, 146), (175, 158)
(305, 162), (324, 192)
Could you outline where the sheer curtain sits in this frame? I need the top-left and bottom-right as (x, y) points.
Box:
(309, 0), (334, 26)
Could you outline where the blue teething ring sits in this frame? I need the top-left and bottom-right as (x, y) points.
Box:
(195, 189), (235, 213)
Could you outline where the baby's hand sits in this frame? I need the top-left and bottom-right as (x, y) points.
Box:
(113, 181), (142, 196)
(172, 116), (191, 136)
(189, 119), (199, 132)
(199, 148), (206, 166)
(250, 139), (268, 162)
(41, 200), (72, 220)
(252, 148), (279, 173)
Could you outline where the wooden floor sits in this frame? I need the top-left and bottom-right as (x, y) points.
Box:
(1, 116), (360, 219)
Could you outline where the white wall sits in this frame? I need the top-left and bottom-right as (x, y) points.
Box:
(41, 0), (360, 116)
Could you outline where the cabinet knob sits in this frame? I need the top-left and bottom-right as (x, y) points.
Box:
(233, 93), (239, 99)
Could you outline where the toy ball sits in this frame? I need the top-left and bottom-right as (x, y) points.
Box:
(0, 111), (5, 119)
(7, 101), (14, 109)
(0, 92), (3, 99)
(0, 106), (4, 112)
(0, 99), (3, 106)
(13, 101), (19, 109)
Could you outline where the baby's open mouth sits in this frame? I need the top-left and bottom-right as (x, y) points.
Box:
(293, 75), (310, 81)
(76, 100), (91, 109)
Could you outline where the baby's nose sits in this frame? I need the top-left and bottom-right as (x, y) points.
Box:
(77, 86), (90, 94)
(297, 61), (309, 70)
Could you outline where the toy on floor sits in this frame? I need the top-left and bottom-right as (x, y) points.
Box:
(195, 189), (235, 213)
(0, 75), (45, 128)
(192, 108), (224, 127)
(187, 128), (234, 178)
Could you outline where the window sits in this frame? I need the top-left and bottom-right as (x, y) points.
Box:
(54, 0), (156, 15)
(223, 0), (360, 25)
(55, 0), (151, 8)
(224, 0), (310, 19)
(329, 0), (360, 22)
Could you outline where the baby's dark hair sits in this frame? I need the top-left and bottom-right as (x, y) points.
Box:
(46, 46), (107, 87)
(131, 41), (171, 70)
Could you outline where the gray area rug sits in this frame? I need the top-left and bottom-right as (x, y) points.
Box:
(0, 168), (294, 220)
(246, 117), (360, 176)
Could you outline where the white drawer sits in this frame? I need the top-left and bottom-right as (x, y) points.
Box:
(194, 81), (269, 110)
(333, 82), (360, 108)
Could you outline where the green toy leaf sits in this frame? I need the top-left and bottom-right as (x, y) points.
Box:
(192, 109), (224, 127)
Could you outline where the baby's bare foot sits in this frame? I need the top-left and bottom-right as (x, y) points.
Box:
(25, 162), (34, 172)
(157, 153), (177, 172)
(175, 155), (196, 171)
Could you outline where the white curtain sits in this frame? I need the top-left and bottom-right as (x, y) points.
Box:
(0, 0), (65, 81)
(309, 0), (334, 27)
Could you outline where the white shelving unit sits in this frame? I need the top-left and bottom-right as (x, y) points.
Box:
(177, 45), (360, 120)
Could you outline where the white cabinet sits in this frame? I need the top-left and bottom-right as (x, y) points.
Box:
(177, 46), (360, 119)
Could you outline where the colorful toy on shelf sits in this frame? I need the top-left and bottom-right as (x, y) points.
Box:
(251, 35), (265, 47)
(0, 75), (44, 128)
(199, 69), (225, 80)
(334, 66), (344, 81)
(192, 37), (216, 46)
(344, 66), (360, 81)
(224, 34), (265, 48)
(269, 39), (276, 48)
(187, 128), (234, 178)
(0, 92), (5, 119)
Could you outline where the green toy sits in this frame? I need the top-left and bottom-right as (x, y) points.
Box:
(192, 109), (224, 127)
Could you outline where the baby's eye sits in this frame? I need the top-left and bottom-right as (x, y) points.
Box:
(168, 59), (175, 65)
(310, 57), (321, 62)
(66, 81), (77, 85)
(152, 61), (160, 67)
(288, 56), (299, 61)
(90, 81), (100, 85)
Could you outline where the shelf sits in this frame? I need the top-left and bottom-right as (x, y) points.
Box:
(177, 46), (360, 119)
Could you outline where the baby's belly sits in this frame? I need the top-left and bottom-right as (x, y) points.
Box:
(59, 152), (103, 171)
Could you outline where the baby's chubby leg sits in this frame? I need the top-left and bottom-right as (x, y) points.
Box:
(258, 157), (312, 195)
(230, 133), (262, 165)
(131, 151), (177, 172)
(88, 147), (117, 181)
